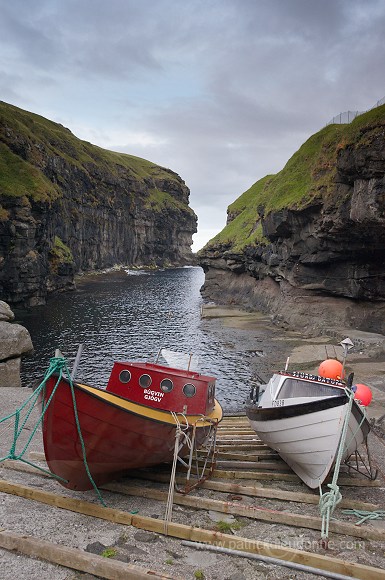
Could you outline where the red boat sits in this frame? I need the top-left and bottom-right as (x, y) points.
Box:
(41, 352), (222, 491)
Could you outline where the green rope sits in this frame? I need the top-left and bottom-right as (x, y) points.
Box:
(319, 387), (355, 541)
(65, 364), (106, 506)
(0, 356), (106, 506)
(341, 509), (385, 525)
(343, 402), (367, 453)
(0, 357), (63, 463)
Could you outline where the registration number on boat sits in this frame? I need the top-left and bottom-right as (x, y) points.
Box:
(272, 399), (285, 407)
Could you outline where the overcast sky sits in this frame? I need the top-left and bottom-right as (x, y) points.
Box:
(1, 0), (384, 250)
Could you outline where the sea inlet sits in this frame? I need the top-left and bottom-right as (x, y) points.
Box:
(14, 266), (258, 413)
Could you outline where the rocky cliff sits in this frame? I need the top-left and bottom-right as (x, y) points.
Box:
(0, 101), (197, 306)
(199, 105), (385, 335)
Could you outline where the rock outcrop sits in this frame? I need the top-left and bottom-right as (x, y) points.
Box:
(0, 101), (197, 306)
(0, 300), (33, 387)
(199, 105), (385, 335)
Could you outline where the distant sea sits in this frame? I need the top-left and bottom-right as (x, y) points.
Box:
(14, 267), (252, 412)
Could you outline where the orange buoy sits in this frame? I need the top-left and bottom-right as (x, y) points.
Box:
(318, 359), (345, 380)
(353, 383), (372, 406)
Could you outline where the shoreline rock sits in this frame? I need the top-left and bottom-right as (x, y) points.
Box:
(200, 270), (385, 336)
(0, 300), (33, 387)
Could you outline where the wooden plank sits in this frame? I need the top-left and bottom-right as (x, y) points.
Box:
(0, 479), (384, 580)
(127, 470), (381, 511)
(7, 460), (380, 514)
(193, 457), (288, 471)
(200, 450), (279, 461)
(207, 469), (301, 482)
(217, 436), (263, 441)
(26, 452), (381, 487)
(200, 468), (382, 487)
(216, 444), (269, 451)
(0, 531), (173, 580)
(218, 426), (254, 430)
(103, 481), (385, 542)
(217, 426), (256, 437)
(5, 462), (379, 512)
(221, 417), (249, 423)
(215, 460), (289, 471)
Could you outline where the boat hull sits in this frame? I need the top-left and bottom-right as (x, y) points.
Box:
(41, 375), (221, 491)
(246, 395), (370, 488)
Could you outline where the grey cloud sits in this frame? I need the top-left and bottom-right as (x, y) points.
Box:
(1, 0), (385, 249)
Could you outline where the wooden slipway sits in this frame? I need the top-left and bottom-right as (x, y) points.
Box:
(0, 415), (385, 580)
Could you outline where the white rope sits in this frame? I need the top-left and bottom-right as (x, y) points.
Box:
(164, 412), (218, 533)
(319, 388), (354, 540)
(164, 412), (190, 533)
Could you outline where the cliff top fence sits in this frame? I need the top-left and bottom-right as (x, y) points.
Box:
(326, 96), (385, 126)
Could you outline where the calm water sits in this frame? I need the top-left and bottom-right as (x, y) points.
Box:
(15, 267), (252, 412)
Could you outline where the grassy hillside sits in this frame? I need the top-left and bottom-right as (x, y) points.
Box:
(0, 101), (191, 214)
(206, 104), (385, 252)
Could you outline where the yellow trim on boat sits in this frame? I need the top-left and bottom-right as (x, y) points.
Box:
(77, 382), (223, 426)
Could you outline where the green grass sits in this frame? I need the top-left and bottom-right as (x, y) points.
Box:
(101, 547), (117, 558)
(202, 104), (385, 253)
(0, 100), (187, 215)
(49, 236), (74, 273)
(215, 519), (243, 532)
(0, 142), (59, 202)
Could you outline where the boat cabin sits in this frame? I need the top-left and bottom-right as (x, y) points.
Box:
(106, 361), (217, 415)
(274, 371), (345, 398)
(250, 371), (346, 407)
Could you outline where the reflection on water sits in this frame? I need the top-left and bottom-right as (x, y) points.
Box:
(15, 267), (252, 412)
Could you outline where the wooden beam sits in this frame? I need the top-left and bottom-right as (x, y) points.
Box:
(217, 437), (266, 442)
(200, 468), (381, 486)
(216, 444), (269, 451)
(4, 461), (380, 512)
(199, 450), (279, 461)
(0, 531), (174, 580)
(103, 481), (385, 542)
(207, 469), (300, 482)
(25, 453), (381, 487)
(0, 479), (383, 580)
(215, 459), (289, 471)
(127, 469), (381, 511)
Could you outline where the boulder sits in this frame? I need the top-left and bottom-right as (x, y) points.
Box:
(0, 302), (33, 387)
(0, 321), (33, 360)
(0, 300), (15, 322)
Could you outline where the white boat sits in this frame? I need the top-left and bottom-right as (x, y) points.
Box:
(245, 343), (372, 489)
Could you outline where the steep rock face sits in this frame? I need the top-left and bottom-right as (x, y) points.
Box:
(199, 106), (385, 335)
(0, 101), (196, 306)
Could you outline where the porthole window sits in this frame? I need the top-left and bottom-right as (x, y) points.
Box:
(139, 374), (152, 388)
(183, 383), (196, 398)
(119, 370), (131, 384)
(160, 378), (174, 393)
